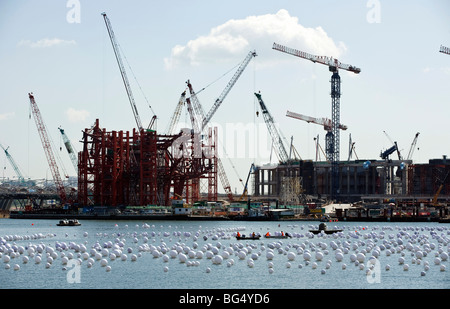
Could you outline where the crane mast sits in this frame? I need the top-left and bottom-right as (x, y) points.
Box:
(254, 92), (289, 163)
(28, 93), (67, 204)
(0, 144), (25, 182)
(102, 12), (143, 131)
(273, 42), (360, 200)
(58, 127), (78, 175)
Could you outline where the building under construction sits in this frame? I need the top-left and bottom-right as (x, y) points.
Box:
(77, 119), (218, 207)
(252, 156), (450, 204)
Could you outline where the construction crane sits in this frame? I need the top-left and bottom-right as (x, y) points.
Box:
(28, 93), (67, 204)
(58, 127), (78, 175)
(186, 82), (234, 201)
(286, 110), (347, 163)
(273, 42), (360, 200)
(286, 110), (348, 131)
(165, 90), (186, 135)
(254, 92), (289, 163)
(102, 12), (151, 131)
(406, 132), (420, 161)
(0, 143), (25, 182)
(381, 131), (401, 160)
(440, 45), (450, 55)
(201, 50), (257, 130)
(238, 163), (255, 201)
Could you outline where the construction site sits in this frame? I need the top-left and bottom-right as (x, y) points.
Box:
(1, 15), (450, 221)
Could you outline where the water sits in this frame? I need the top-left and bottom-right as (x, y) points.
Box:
(0, 219), (448, 289)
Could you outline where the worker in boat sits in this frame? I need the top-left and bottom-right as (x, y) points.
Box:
(265, 232), (270, 237)
(237, 232), (241, 237)
(252, 232), (255, 238)
(281, 231), (284, 236)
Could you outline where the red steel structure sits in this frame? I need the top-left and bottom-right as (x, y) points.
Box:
(78, 119), (217, 207)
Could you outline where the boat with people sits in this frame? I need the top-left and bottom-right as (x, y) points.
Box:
(57, 219), (81, 226)
(263, 232), (292, 239)
(309, 222), (342, 234)
(236, 232), (261, 240)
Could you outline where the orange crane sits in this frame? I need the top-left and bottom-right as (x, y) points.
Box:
(28, 93), (67, 204)
(273, 42), (360, 200)
(440, 45), (450, 55)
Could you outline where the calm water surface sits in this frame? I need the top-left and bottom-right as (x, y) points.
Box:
(0, 219), (448, 289)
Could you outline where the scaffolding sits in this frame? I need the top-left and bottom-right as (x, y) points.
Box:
(77, 119), (217, 207)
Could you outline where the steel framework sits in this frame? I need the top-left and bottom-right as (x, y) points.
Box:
(77, 119), (215, 207)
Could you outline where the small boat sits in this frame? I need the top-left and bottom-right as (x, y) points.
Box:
(57, 219), (81, 226)
(236, 234), (261, 240)
(309, 223), (342, 234)
(264, 234), (292, 239)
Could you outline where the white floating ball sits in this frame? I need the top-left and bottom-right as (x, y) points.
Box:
(342, 263), (347, 270)
(335, 252), (344, 262)
(13, 264), (20, 271)
(120, 254), (127, 261)
(266, 251), (274, 260)
(434, 257), (441, 265)
(315, 251), (324, 261)
(106, 266), (111, 272)
(287, 252), (296, 261)
(286, 262), (291, 268)
(356, 253), (365, 263)
(311, 262), (317, 269)
(440, 264), (446, 272)
(303, 252), (311, 261)
(3, 255), (10, 263)
(206, 267), (211, 273)
(403, 264), (409, 271)
(100, 259), (108, 267)
(163, 266), (169, 272)
(22, 256), (29, 264)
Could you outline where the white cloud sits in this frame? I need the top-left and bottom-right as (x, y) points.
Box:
(66, 108), (90, 123)
(164, 9), (347, 69)
(0, 112), (14, 120)
(18, 38), (76, 48)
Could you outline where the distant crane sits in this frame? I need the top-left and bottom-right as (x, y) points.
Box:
(58, 127), (78, 175)
(273, 42), (360, 200)
(406, 132), (420, 161)
(0, 143), (25, 182)
(165, 90), (187, 135)
(440, 45), (450, 55)
(102, 12), (156, 131)
(28, 93), (67, 204)
(381, 131), (401, 160)
(254, 92), (289, 163)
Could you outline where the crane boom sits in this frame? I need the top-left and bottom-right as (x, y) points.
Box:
(0, 143), (25, 182)
(202, 51), (257, 130)
(440, 45), (450, 55)
(28, 93), (67, 204)
(58, 127), (78, 175)
(406, 132), (420, 161)
(166, 91), (186, 135)
(286, 110), (348, 131)
(254, 92), (289, 163)
(272, 42), (361, 73)
(102, 12), (143, 131)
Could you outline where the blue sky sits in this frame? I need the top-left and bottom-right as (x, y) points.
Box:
(1, 0), (449, 195)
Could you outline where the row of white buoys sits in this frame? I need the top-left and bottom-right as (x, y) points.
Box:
(1, 223), (448, 286)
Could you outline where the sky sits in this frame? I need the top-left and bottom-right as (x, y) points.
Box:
(0, 0), (449, 195)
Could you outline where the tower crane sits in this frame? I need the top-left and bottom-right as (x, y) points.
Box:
(28, 93), (67, 204)
(102, 12), (155, 131)
(440, 45), (450, 55)
(0, 143), (25, 182)
(254, 92), (289, 163)
(273, 42), (360, 200)
(58, 127), (78, 175)
(286, 110), (348, 131)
